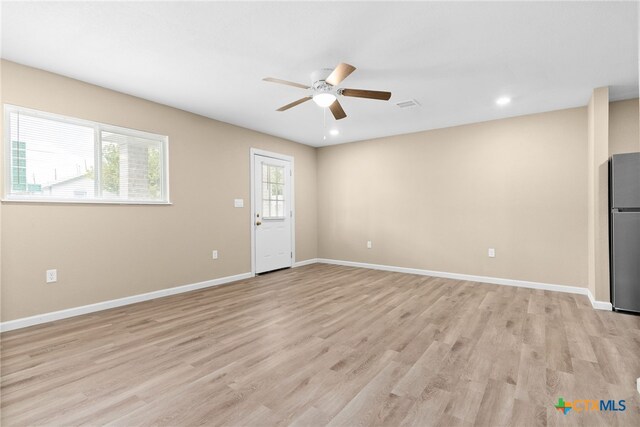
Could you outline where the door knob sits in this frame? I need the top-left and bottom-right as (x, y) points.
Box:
(256, 221), (262, 226)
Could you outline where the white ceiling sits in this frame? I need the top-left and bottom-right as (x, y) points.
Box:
(1, 1), (638, 147)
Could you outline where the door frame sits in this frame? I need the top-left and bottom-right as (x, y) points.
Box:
(250, 148), (295, 276)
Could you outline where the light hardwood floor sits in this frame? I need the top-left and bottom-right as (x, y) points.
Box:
(1, 264), (639, 426)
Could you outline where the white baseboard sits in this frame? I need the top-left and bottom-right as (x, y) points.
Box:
(293, 258), (319, 268)
(587, 289), (613, 311)
(0, 272), (252, 333)
(2, 258), (614, 333)
(316, 258), (612, 311)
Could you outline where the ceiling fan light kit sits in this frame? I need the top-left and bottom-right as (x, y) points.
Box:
(263, 62), (392, 120)
(313, 93), (337, 107)
(312, 79), (337, 107)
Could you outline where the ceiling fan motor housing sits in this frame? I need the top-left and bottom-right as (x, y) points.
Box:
(312, 80), (335, 96)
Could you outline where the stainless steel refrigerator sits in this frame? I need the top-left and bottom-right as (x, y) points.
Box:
(610, 152), (640, 313)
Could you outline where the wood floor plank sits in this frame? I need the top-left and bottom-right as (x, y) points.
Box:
(1, 264), (639, 426)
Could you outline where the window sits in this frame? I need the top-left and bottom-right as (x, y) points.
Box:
(262, 163), (285, 219)
(4, 105), (169, 203)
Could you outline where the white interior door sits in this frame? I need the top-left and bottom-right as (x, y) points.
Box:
(254, 154), (292, 274)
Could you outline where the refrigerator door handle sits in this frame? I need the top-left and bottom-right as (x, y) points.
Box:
(613, 208), (640, 213)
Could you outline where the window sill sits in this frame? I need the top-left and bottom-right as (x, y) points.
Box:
(1, 197), (172, 206)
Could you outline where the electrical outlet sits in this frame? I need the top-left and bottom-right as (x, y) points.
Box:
(488, 248), (496, 258)
(46, 269), (57, 283)
(212, 250), (218, 260)
(367, 241), (372, 249)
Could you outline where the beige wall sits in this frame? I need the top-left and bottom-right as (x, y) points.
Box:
(586, 87), (610, 302)
(0, 61), (317, 321)
(587, 94), (596, 298)
(318, 108), (589, 288)
(610, 98), (640, 155)
(2, 60), (638, 323)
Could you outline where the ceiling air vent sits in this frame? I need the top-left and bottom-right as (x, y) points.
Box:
(396, 99), (420, 109)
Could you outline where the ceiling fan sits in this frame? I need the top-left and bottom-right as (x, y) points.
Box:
(263, 63), (391, 120)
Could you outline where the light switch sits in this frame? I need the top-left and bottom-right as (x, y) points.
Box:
(234, 199), (244, 208)
(488, 248), (496, 258)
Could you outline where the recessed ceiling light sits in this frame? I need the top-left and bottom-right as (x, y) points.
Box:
(496, 96), (511, 106)
(329, 129), (339, 136)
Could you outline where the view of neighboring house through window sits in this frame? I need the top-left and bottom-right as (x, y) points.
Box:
(4, 105), (169, 203)
(262, 163), (285, 219)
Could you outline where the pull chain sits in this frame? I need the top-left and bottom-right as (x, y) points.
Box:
(323, 107), (327, 141)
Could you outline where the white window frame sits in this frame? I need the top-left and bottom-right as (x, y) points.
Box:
(2, 104), (170, 205)
(260, 163), (287, 220)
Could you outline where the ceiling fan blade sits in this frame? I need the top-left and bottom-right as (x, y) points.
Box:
(341, 88), (391, 101)
(277, 97), (312, 111)
(326, 63), (356, 86)
(263, 77), (310, 90)
(329, 99), (347, 120)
